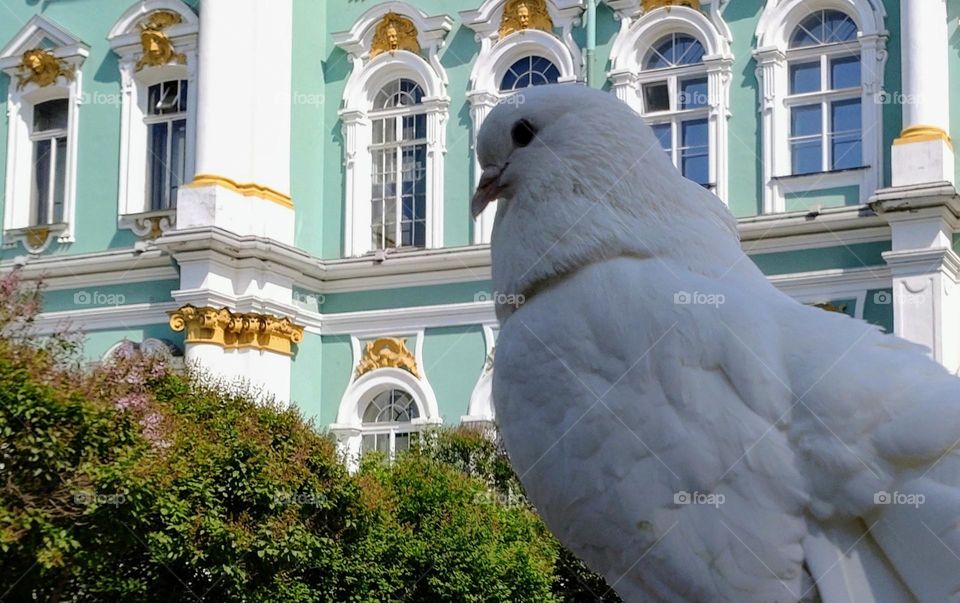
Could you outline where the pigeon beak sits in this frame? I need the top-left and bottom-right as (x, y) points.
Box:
(471, 166), (503, 218)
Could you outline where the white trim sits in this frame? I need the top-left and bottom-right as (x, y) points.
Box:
(608, 5), (733, 202)
(334, 3), (452, 257)
(768, 264), (890, 301)
(0, 16), (89, 253)
(32, 301), (179, 335)
(462, 0), (585, 243)
(462, 323), (498, 425)
(108, 1), (199, 234)
(754, 0), (887, 213)
(297, 299), (497, 336)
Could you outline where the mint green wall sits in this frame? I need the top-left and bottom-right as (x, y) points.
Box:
(784, 185), (859, 212)
(863, 288), (894, 333)
(82, 324), (184, 360)
(320, 279), (490, 313)
(291, 333), (352, 427)
(422, 325), (486, 421)
(749, 241), (890, 275)
(42, 279), (178, 312)
(948, 0), (960, 184)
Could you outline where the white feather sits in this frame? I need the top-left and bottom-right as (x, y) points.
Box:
(480, 84), (960, 603)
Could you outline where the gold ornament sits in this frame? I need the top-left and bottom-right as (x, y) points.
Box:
(642, 0), (701, 12)
(499, 0), (554, 37)
(370, 13), (421, 58)
(813, 302), (848, 314)
(168, 305), (304, 356)
(356, 337), (420, 378)
(136, 10), (186, 71)
(16, 48), (72, 90)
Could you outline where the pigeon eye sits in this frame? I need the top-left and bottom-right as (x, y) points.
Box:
(511, 119), (537, 148)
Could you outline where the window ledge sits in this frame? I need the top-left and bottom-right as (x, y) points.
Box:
(772, 165), (870, 182)
(5, 222), (69, 254)
(118, 209), (176, 240)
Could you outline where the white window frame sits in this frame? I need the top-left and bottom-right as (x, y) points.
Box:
(755, 0), (887, 214)
(108, 0), (198, 239)
(333, 3), (452, 258)
(331, 331), (441, 468)
(461, 0), (584, 244)
(359, 388), (424, 458)
(608, 3), (733, 204)
(784, 40), (863, 175)
(0, 16), (88, 253)
(28, 99), (70, 226)
(368, 80), (430, 251)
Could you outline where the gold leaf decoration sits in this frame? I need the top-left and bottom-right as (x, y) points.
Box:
(814, 302), (849, 314)
(356, 337), (420, 378)
(642, 0), (701, 12)
(499, 0), (554, 37)
(16, 48), (72, 90)
(136, 10), (186, 71)
(370, 13), (421, 59)
(168, 305), (304, 356)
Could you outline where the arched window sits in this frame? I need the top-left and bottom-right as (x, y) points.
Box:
(369, 78), (428, 250)
(786, 10), (861, 175)
(498, 56), (561, 92)
(360, 388), (422, 456)
(754, 0), (886, 214)
(640, 33), (711, 190)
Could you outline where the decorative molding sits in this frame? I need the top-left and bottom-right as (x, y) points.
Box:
(135, 10), (186, 71)
(500, 0), (554, 37)
(32, 301), (180, 335)
(642, 0), (700, 11)
(370, 12), (421, 58)
(355, 337), (420, 377)
(168, 305), (305, 356)
(15, 48), (72, 89)
(894, 125), (953, 148)
(184, 174), (293, 209)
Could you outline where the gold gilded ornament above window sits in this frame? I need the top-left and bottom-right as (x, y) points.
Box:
(642, 0), (701, 11)
(370, 13), (421, 59)
(136, 10), (187, 71)
(356, 337), (420, 378)
(499, 0), (554, 37)
(16, 48), (72, 90)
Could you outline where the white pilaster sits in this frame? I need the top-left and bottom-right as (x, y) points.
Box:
(891, 0), (954, 187)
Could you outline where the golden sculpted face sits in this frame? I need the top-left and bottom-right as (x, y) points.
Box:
(517, 3), (531, 29)
(370, 13), (421, 58)
(135, 11), (187, 71)
(386, 24), (400, 50)
(16, 48), (71, 90)
(499, 0), (553, 37)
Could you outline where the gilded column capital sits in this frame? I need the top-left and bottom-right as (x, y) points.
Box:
(169, 305), (305, 356)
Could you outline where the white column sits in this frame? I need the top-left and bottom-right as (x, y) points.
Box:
(176, 0), (295, 244)
(468, 91), (499, 244)
(892, 0), (954, 187)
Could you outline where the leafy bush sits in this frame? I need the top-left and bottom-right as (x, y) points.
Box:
(0, 272), (619, 602)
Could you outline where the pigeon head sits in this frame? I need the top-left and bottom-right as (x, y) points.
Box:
(472, 84), (742, 320)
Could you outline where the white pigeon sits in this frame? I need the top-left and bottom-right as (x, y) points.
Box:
(473, 83), (960, 603)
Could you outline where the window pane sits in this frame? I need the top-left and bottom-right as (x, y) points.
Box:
(681, 119), (709, 186)
(645, 33), (704, 69)
(652, 123), (671, 154)
(32, 139), (51, 225)
(643, 82), (670, 112)
(169, 119), (187, 208)
(33, 99), (68, 132)
(499, 56), (560, 92)
(791, 140), (822, 174)
(789, 62), (821, 94)
(791, 104), (822, 138)
(790, 10), (858, 48)
(680, 77), (708, 109)
(395, 432), (411, 453)
(147, 122), (169, 211)
(53, 137), (66, 222)
(830, 55), (860, 89)
(831, 98), (861, 170)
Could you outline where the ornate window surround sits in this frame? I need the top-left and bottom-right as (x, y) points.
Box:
(607, 1), (733, 203)
(108, 0), (199, 240)
(331, 332), (441, 463)
(0, 16), (89, 254)
(754, 0), (887, 214)
(461, 0), (584, 244)
(333, 2), (453, 258)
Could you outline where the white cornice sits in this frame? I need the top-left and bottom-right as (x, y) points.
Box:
(0, 247), (177, 290)
(32, 301), (179, 335)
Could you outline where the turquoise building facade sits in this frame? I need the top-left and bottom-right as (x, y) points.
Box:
(1, 0), (957, 458)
